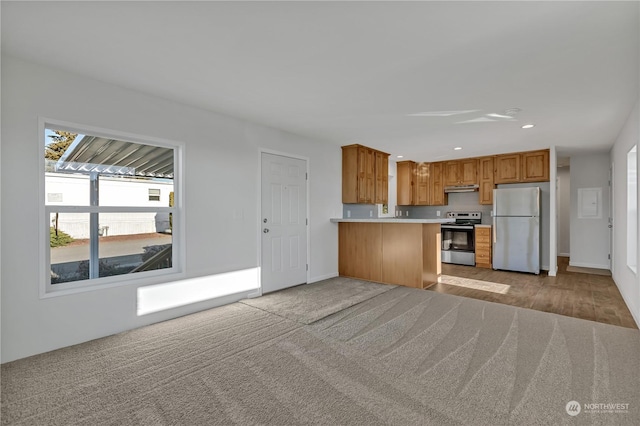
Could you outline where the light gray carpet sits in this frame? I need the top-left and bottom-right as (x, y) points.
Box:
(2, 282), (639, 425)
(239, 276), (396, 324)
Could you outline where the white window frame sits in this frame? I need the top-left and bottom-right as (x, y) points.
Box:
(39, 118), (185, 298)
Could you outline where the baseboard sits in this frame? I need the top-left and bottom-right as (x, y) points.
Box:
(247, 290), (262, 299)
(308, 272), (339, 284)
(569, 261), (610, 269)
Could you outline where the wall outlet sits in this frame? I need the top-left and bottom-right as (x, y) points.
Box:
(369, 210), (373, 217)
(405, 211), (409, 217)
(347, 210), (351, 218)
(436, 210), (441, 217)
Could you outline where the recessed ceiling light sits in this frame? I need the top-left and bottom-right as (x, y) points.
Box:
(453, 147), (463, 151)
(521, 124), (535, 129)
(397, 155), (404, 158)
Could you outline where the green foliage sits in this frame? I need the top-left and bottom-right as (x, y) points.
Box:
(45, 131), (77, 161)
(50, 227), (74, 248)
(169, 191), (174, 229)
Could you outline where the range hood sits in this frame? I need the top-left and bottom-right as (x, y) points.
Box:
(444, 184), (479, 193)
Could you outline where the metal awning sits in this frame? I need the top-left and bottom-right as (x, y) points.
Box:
(55, 136), (174, 179)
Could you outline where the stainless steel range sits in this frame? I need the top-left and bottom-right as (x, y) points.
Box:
(441, 212), (482, 266)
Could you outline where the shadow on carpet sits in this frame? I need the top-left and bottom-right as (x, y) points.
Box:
(239, 276), (395, 324)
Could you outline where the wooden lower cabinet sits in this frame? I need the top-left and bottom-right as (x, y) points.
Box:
(475, 226), (492, 268)
(338, 222), (442, 288)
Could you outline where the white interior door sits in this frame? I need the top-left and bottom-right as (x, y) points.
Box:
(261, 152), (308, 293)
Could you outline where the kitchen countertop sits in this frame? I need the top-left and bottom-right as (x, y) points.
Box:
(330, 218), (455, 224)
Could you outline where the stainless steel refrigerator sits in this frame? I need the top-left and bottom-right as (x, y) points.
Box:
(492, 187), (540, 274)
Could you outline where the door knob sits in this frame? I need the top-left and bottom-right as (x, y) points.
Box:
(263, 228), (269, 233)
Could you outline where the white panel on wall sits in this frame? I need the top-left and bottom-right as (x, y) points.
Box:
(577, 188), (602, 219)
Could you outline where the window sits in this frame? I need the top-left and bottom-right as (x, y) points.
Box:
(148, 188), (161, 201)
(627, 145), (637, 274)
(44, 123), (180, 293)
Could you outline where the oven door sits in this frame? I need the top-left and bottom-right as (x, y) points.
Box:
(441, 225), (475, 265)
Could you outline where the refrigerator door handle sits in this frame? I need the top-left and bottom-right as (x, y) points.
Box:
(493, 217), (497, 243)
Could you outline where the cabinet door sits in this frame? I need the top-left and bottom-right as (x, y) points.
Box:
(444, 161), (460, 186)
(396, 161), (416, 206)
(459, 158), (478, 185)
(357, 146), (375, 203)
(522, 150), (549, 182)
(341, 145), (359, 203)
(429, 162), (447, 205)
(478, 156), (494, 205)
(374, 151), (389, 204)
(415, 162), (430, 205)
(494, 153), (521, 184)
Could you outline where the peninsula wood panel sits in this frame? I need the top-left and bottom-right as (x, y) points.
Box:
(382, 223), (423, 287)
(422, 223), (442, 284)
(338, 222), (443, 288)
(338, 222), (382, 281)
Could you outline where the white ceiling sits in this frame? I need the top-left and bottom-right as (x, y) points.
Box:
(2, 1), (638, 162)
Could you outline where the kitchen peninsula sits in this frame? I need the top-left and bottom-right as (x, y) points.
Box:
(330, 218), (454, 289)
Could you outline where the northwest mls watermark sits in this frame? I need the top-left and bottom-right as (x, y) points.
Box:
(566, 400), (630, 416)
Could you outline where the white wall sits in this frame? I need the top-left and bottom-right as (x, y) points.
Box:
(569, 154), (611, 269)
(1, 56), (342, 362)
(556, 167), (571, 256)
(611, 100), (640, 327)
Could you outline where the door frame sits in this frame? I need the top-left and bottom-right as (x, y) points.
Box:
(610, 162), (615, 273)
(256, 148), (310, 297)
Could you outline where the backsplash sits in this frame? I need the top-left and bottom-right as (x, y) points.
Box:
(398, 192), (493, 224)
(342, 204), (379, 219)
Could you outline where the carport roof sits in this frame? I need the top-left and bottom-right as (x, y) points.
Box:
(55, 136), (174, 179)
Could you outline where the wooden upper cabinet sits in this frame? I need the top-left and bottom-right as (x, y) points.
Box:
(444, 161), (460, 187)
(460, 158), (478, 185)
(444, 159), (478, 186)
(342, 144), (388, 204)
(494, 153), (522, 184)
(495, 149), (550, 184)
(430, 162), (447, 206)
(357, 146), (375, 203)
(415, 162), (430, 205)
(374, 151), (389, 204)
(522, 150), (550, 182)
(478, 156), (494, 205)
(396, 161), (416, 206)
